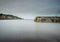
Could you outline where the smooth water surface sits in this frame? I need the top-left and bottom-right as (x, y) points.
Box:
(0, 20), (60, 42)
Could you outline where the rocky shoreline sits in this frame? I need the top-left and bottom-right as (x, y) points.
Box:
(34, 16), (60, 23)
(0, 13), (23, 20)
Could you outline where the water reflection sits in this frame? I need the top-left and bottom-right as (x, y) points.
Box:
(35, 23), (60, 37)
(0, 20), (60, 42)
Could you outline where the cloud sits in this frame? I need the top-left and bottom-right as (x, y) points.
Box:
(0, 0), (60, 15)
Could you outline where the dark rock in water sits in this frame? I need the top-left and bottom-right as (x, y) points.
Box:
(0, 13), (23, 20)
(34, 16), (60, 23)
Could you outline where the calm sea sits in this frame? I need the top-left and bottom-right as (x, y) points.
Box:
(0, 19), (60, 42)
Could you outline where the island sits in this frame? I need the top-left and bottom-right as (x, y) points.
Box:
(0, 13), (23, 20)
(34, 16), (60, 23)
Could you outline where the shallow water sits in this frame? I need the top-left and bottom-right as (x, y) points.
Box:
(0, 19), (60, 42)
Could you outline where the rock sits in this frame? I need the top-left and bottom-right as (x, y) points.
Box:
(34, 16), (60, 23)
(0, 13), (23, 20)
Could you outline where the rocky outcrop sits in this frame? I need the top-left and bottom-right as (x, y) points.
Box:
(0, 13), (23, 20)
(34, 16), (60, 23)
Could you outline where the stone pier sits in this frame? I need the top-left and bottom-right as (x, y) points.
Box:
(34, 16), (60, 23)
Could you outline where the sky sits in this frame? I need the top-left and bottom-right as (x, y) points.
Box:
(0, 0), (60, 19)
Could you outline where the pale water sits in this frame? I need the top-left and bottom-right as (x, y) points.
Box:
(0, 20), (60, 42)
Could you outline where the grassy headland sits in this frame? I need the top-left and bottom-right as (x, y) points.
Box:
(0, 13), (23, 20)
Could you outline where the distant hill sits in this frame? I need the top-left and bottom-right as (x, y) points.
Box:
(0, 13), (23, 20)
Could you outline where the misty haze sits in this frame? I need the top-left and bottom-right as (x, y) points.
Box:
(0, 0), (60, 42)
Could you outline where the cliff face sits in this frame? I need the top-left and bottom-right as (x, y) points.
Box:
(34, 16), (60, 23)
(0, 13), (23, 20)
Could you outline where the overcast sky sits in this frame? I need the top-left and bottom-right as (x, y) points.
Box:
(0, 0), (60, 19)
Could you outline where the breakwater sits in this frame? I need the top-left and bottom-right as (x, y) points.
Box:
(34, 16), (60, 23)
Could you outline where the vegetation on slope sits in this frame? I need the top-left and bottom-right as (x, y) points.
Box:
(0, 13), (23, 20)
